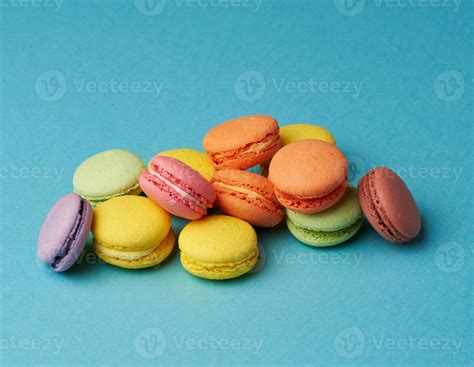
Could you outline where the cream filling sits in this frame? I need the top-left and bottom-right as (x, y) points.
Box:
(149, 167), (207, 209)
(213, 182), (274, 206)
(241, 138), (275, 153)
(94, 240), (157, 261)
(213, 136), (277, 159)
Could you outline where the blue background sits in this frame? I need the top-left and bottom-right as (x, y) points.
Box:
(1, 0), (472, 365)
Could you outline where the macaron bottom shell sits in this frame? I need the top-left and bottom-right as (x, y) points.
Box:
(286, 216), (362, 247)
(94, 229), (175, 269)
(275, 182), (347, 214)
(180, 250), (258, 280)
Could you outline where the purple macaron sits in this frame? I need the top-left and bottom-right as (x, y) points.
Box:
(37, 193), (93, 272)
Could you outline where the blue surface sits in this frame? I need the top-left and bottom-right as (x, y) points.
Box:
(1, 1), (472, 365)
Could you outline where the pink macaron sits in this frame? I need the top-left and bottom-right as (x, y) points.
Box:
(139, 156), (216, 220)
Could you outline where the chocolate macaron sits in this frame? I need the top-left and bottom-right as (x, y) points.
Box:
(358, 167), (421, 243)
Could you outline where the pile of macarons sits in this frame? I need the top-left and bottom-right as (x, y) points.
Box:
(37, 115), (421, 280)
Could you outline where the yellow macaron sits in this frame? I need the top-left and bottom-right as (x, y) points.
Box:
(279, 124), (336, 146)
(92, 196), (174, 269)
(261, 123), (336, 176)
(150, 148), (216, 181)
(178, 215), (258, 280)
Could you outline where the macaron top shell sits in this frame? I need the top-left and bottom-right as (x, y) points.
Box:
(92, 196), (171, 250)
(359, 167), (421, 242)
(37, 193), (93, 271)
(155, 148), (215, 181)
(179, 215), (257, 264)
(73, 149), (145, 201)
(280, 124), (336, 146)
(149, 156), (216, 203)
(203, 114), (279, 152)
(269, 139), (347, 197)
(286, 186), (361, 232)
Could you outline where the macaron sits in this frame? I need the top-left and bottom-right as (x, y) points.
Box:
(73, 149), (145, 207)
(269, 139), (348, 214)
(37, 193), (93, 272)
(211, 169), (283, 227)
(358, 167), (421, 243)
(280, 124), (336, 146)
(139, 156), (216, 220)
(179, 215), (258, 280)
(92, 196), (174, 269)
(286, 186), (362, 247)
(261, 123), (336, 176)
(203, 114), (281, 170)
(153, 148), (215, 181)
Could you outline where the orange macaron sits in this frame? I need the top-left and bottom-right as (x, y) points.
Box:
(269, 140), (348, 214)
(211, 169), (283, 227)
(203, 114), (281, 170)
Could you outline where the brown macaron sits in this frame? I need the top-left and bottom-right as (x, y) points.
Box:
(358, 167), (421, 243)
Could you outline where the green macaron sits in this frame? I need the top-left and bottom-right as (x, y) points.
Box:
(73, 149), (145, 207)
(286, 186), (362, 247)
